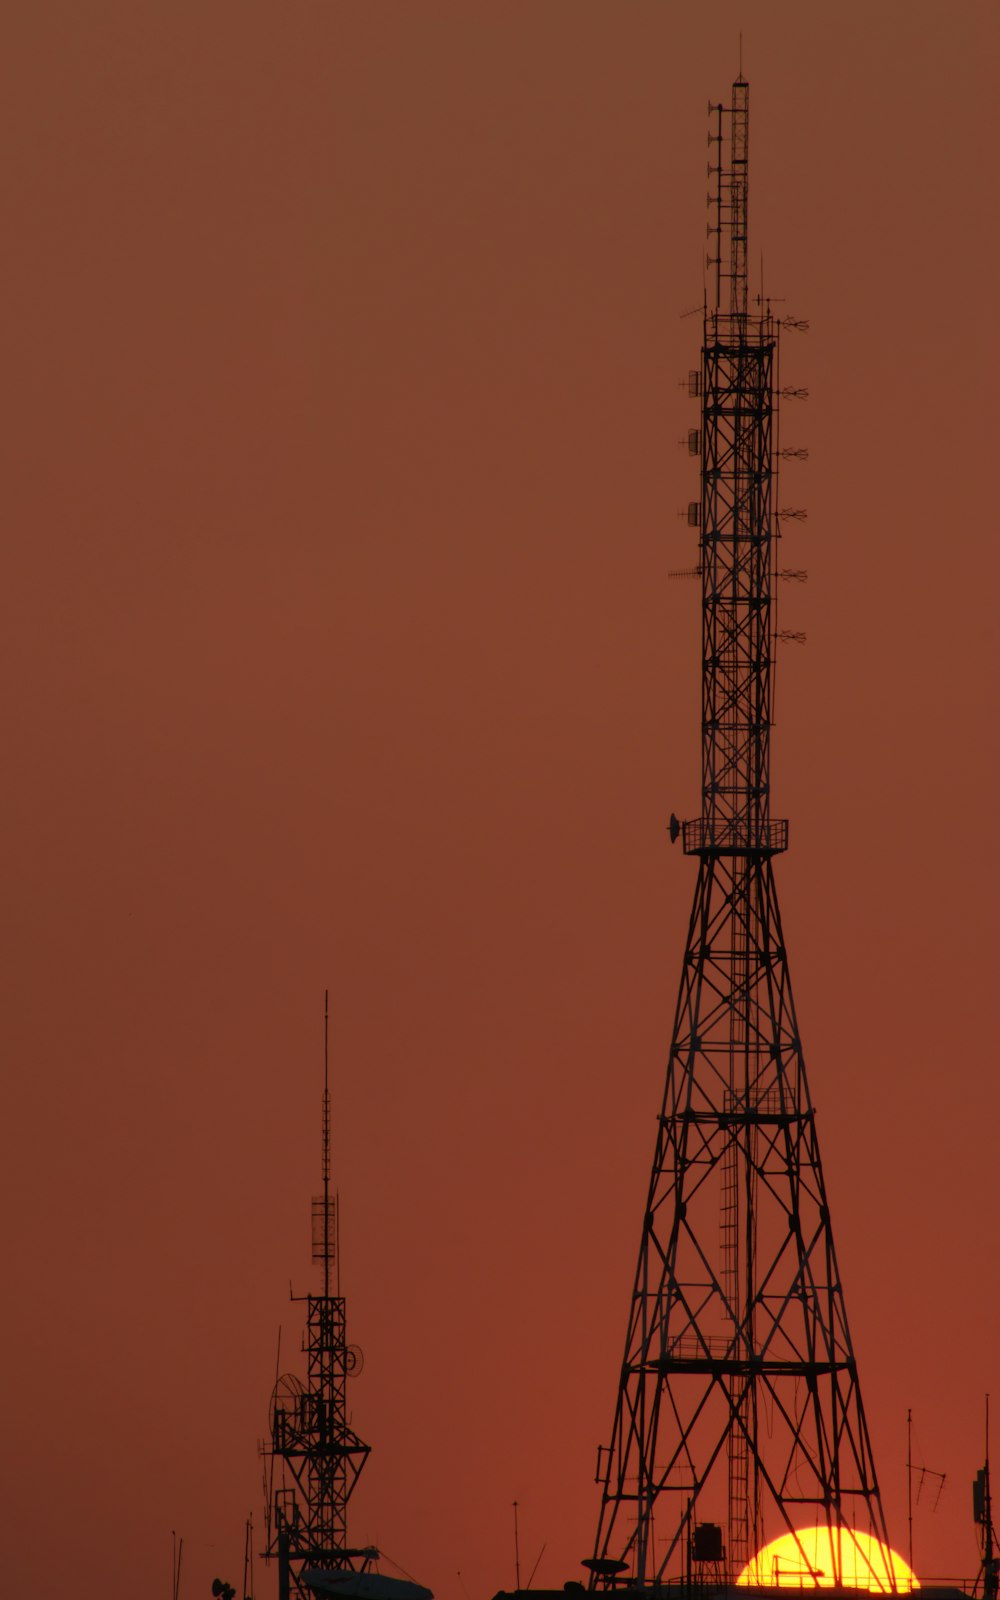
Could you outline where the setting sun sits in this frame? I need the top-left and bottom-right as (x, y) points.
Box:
(736, 1528), (919, 1592)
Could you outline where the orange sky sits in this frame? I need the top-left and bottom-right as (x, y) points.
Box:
(2, 4), (999, 1598)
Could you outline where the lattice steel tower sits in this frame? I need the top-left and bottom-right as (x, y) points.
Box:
(589, 78), (894, 1591)
(263, 995), (374, 1600)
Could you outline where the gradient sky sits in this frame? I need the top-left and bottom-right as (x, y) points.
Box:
(3, 4), (999, 1598)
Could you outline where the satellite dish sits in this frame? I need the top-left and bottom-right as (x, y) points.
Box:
(582, 1558), (626, 1577)
(345, 1345), (364, 1376)
(669, 812), (681, 844)
(270, 1372), (306, 1431)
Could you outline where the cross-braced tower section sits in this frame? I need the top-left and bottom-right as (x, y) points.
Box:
(588, 79), (894, 1592)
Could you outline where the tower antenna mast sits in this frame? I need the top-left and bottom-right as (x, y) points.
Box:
(588, 76), (894, 1592)
(323, 990), (333, 1298)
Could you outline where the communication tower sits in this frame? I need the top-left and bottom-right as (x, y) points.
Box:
(262, 995), (375, 1600)
(587, 77), (895, 1591)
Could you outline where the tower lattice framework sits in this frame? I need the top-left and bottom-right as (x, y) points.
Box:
(264, 997), (374, 1600)
(590, 78), (893, 1591)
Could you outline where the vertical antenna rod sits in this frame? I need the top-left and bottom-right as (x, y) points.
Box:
(988, 1398), (997, 1600)
(323, 989), (332, 1298)
(908, 1409), (914, 1575)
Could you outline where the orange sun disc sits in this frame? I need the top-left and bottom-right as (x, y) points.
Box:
(736, 1527), (919, 1592)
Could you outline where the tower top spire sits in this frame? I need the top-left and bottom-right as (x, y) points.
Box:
(708, 78), (750, 317)
(313, 992), (337, 1296)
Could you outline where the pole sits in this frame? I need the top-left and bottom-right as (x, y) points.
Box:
(244, 1514), (254, 1600)
(907, 1409), (913, 1576)
(987, 1397), (996, 1600)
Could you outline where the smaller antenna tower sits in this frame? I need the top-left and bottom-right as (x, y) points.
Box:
(262, 994), (375, 1600)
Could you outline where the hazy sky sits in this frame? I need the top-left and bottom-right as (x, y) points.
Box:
(2, 4), (998, 1598)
